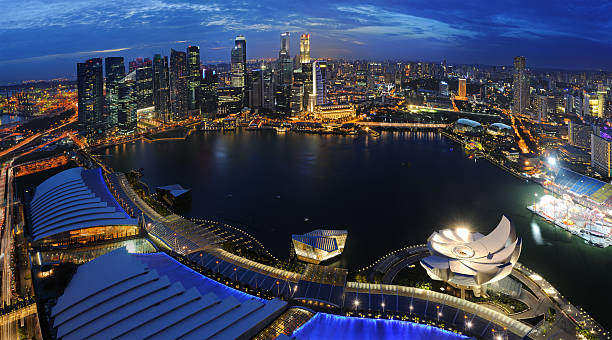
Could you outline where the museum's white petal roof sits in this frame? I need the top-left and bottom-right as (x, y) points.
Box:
(421, 215), (522, 286)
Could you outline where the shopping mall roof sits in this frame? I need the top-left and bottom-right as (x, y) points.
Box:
(29, 167), (137, 241)
(51, 248), (287, 340)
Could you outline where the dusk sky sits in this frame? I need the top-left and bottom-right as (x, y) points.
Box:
(1, 0), (611, 84)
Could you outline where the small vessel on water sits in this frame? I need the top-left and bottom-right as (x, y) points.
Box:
(275, 126), (287, 133)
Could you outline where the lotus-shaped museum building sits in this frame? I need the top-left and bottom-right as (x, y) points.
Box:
(420, 216), (521, 296)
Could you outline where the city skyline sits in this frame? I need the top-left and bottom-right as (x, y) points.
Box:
(2, 0), (612, 84)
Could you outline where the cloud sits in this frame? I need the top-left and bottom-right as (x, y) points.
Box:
(0, 47), (132, 65)
(336, 5), (479, 41)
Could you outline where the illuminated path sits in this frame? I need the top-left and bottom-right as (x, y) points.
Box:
(357, 122), (450, 129)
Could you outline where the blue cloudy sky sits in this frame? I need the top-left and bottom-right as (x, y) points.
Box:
(1, 0), (611, 84)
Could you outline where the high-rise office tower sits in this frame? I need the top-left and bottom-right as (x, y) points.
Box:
(301, 62), (313, 110)
(249, 66), (274, 111)
(231, 35), (247, 105)
(135, 58), (153, 109)
(457, 78), (467, 100)
(118, 71), (137, 134)
(77, 58), (104, 139)
(512, 56), (529, 114)
(187, 46), (202, 114)
(278, 32), (293, 86)
(299, 34), (310, 64)
(314, 61), (327, 106)
(170, 49), (188, 119)
(201, 69), (218, 117)
(152, 54), (170, 120)
(105, 57), (125, 131)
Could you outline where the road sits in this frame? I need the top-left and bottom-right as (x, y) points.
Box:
(0, 160), (16, 339)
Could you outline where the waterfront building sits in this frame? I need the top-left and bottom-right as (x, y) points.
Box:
(201, 69), (218, 117)
(486, 122), (513, 137)
(249, 67), (274, 111)
(77, 58), (105, 139)
(217, 87), (242, 116)
(135, 58), (153, 109)
(278, 32), (293, 86)
(187, 45), (202, 114)
(105, 57), (125, 131)
(301, 62), (313, 111)
(28, 167), (138, 248)
(291, 229), (347, 264)
(308, 60), (327, 112)
(170, 49), (188, 119)
(420, 215), (522, 297)
(274, 84), (291, 115)
(231, 35), (247, 105)
(591, 133), (612, 177)
(313, 104), (356, 122)
(512, 56), (530, 115)
(452, 118), (483, 135)
(120, 71), (138, 131)
(117, 71), (138, 134)
(152, 54), (170, 120)
(568, 121), (593, 149)
(299, 34), (310, 64)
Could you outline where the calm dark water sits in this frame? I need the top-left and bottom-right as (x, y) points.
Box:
(104, 130), (612, 328)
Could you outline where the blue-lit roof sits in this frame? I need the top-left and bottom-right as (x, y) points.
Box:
(52, 248), (287, 340)
(292, 312), (469, 340)
(292, 234), (338, 252)
(29, 167), (136, 241)
(456, 118), (482, 128)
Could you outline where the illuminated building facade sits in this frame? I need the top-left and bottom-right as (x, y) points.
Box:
(170, 49), (188, 119)
(420, 216), (521, 297)
(591, 133), (612, 177)
(105, 57), (125, 131)
(299, 34), (310, 64)
(313, 104), (356, 122)
(135, 58), (153, 109)
(457, 78), (467, 100)
(118, 71), (137, 134)
(231, 35), (247, 105)
(77, 58), (105, 139)
(568, 121), (593, 149)
(291, 229), (348, 264)
(28, 167), (138, 247)
(152, 54), (170, 120)
(512, 56), (530, 115)
(187, 45), (202, 114)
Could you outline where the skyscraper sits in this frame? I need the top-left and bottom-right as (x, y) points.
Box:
(201, 69), (218, 117)
(118, 71), (137, 134)
(135, 58), (153, 109)
(187, 45), (202, 114)
(77, 58), (104, 139)
(512, 56), (529, 114)
(170, 49), (188, 119)
(278, 32), (293, 85)
(300, 34), (310, 64)
(308, 61), (327, 112)
(105, 57), (125, 131)
(231, 35), (247, 105)
(457, 78), (467, 100)
(152, 54), (170, 121)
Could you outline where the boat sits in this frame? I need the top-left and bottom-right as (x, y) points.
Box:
(275, 126), (287, 133)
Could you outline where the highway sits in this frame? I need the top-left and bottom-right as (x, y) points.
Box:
(0, 160), (16, 339)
